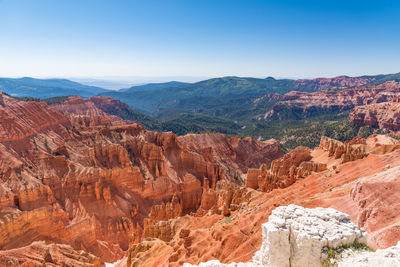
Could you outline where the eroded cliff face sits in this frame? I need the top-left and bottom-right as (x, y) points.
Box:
(350, 97), (400, 131)
(50, 95), (127, 127)
(245, 135), (400, 193)
(319, 136), (368, 163)
(293, 75), (376, 91)
(0, 94), (283, 265)
(178, 134), (282, 173)
(0, 93), (69, 144)
(262, 81), (400, 120)
(0, 241), (101, 267)
(124, 134), (400, 267)
(348, 166), (400, 249)
(246, 145), (325, 192)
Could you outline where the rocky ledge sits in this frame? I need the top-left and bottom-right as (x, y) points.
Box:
(183, 205), (367, 267)
(0, 241), (100, 267)
(339, 241), (400, 267)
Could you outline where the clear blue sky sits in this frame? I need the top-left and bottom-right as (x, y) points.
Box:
(0, 0), (399, 79)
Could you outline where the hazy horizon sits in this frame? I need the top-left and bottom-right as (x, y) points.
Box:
(1, 70), (399, 90)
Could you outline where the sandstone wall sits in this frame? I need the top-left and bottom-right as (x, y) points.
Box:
(350, 98), (400, 131)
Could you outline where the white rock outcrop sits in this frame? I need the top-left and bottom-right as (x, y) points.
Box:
(338, 241), (400, 267)
(182, 205), (367, 267)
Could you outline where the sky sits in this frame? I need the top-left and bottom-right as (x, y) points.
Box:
(0, 0), (399, 80)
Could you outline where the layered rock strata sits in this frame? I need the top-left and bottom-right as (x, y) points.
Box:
(319, 136), (367, 163)
(51, 95), (127, 126)
(178, 134), (282, 173)
(0, 94), (283, 263)
(246, 146), (327, 192)
(0, 241), (101, 267)
(293, 75), (376, 90)
(262, 81), (400, 120)
(124, 136), (400, 266)
(349, 97), (400, 131)
(246, 135), (397, 194)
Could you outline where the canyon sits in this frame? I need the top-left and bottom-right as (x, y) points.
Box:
(1, 80), (400, 266)
(1, 0), (399, 264)
(0, 92), (282, 266)
(124, 133), (400, 266)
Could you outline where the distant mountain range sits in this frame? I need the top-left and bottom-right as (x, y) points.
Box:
(102, 77), (297, 113)
(0, 77), (111, 98)
(2, 73), (398, 101)
(101, 72), (400, 117)
(118, 81), (188, 92)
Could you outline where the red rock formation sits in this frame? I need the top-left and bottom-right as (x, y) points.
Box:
(319, 136), (368, 163)
(344, 136), (367, 146)
(349, 167), (400, 249)
(245, 168), (260, 189)
(178, 133), (282, 173)
(0, 93), (69, 144)
(258, 147), (313, 191)
(51, 95), (128, 127)
(124, 136), (400, 267)
(349, 97), (400, 131)
(263, 81), (400, 119)
(245, 146), (328, 192)
(6, 91), (400, 267)
(294, 75), (376, 90)
(0, 95), (283, 264)
(0, 241), (101, 267)
(127, 239), (172, 267)
(148, 194), (183, 221)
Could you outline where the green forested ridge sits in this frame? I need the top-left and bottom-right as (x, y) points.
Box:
(102, 76), (299, 114)
(0, 77), (110, 98)
(362, 72), (400, 84)
(119, 81), (188, 92)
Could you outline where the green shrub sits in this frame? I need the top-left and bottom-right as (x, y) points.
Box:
(322, 242), (373, 267)
(43, 138), (48, 148)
